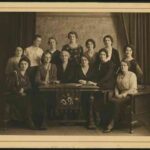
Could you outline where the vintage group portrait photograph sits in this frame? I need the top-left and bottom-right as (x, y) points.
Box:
(0, 2), (149, 148)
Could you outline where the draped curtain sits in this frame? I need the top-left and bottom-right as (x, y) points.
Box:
(0, 12), (36, 92)
(121, 13), (150, 84)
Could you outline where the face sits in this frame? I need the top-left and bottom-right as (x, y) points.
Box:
(43, 53), (52, 64)
(104, 37), (112, 47)
(81, 57), (89, 66)
(125, 47), (133, 57)
(61, 51), (70, 62)
(69, 34), (77, 43)
(87, 41), (94, 50)
(19, 60), (29, 71)
(121, 62), (129, 73)
(15, 47), (23, 57)
(99, 51), (107, 61)
(33, 37), (42, 47)
(49, 39), (56, 49)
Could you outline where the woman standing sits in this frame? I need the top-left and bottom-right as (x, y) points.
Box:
(98, 35), (120, 72)
(46, 37), (61, 66)
(35, 51), (58, 130)
(6, 56), (35, 129)
(122, 44), (143, 83)
(5, 46), (23, 76)
(103, 60), (137, 133)
(84, 39), (97, 67)
(62, 31), (83, 66)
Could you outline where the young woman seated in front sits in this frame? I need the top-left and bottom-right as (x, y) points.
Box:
(6, 56), (35, 130)
(35, 51), (58, 130)
(103, 60), (137, 133)
(57, 50), (76, 83)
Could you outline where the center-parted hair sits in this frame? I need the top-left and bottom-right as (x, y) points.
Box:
(98, 48), (109, 57)
(68, 31), (78, 39)
(41, 51), (52, 64)
(48, 37), (57, 45)
(103, 35), (113, 44)
(85, 39), (96, 49)
(18, 56), (31, 68)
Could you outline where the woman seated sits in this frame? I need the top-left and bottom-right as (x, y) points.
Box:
(97, 35), (120, 73)
(35, 51), (58, 130)
(5, 46), (23, 76)
(121, 44), (143, 83)
(84, 39), (97, 67)
(62, 31), (83, 66)
(6, 56), (35, 130)
(57, 50), (76, 83)
(103, 60), (137, 133)
(46, 37), (61, 66)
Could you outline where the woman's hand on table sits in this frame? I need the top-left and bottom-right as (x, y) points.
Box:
(53, 80), (60, 84)
(87, 81), (97, 86)
(79, 80), (87, 85)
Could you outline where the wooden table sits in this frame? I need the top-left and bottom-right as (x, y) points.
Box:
(38, 83), (110, 129)
(128, 85), (150, 133)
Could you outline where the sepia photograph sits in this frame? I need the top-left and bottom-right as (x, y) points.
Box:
(0, 2), (150, 148)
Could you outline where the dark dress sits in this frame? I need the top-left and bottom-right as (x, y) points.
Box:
(45, 49), (61, 66)
(5, 70), (33, 127)
(75, 65), (96, 82)
(122, 58), (143, 83)
(57, 61), (76, 83)
(62, 44), (83, 65)
(95, 60), (116, 89)
(97, 48), (120, 73)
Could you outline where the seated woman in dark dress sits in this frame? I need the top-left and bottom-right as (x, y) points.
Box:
(84, 39), (97, 67)
(45, 37), (61, 66)
(6, 56), (35, 130)
(35, 51), (58, 130)
(121, 44), (143, 83)
(62, 31), (83, 66)
(97, 35), (120, 73)
(57, 50), (76, 83)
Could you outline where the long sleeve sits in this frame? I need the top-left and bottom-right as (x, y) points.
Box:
(35, 67), (42, 85)
(136, 63), (143, 83)
(5, 58), (13, 75)
(51, 64), (57, 81)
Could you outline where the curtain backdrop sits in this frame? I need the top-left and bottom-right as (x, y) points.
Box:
(0, 13), (36, 92)
(121, 13), (150, 84)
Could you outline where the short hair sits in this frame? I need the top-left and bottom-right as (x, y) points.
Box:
(121, 60), (131, 68)
(123, 44), (135, 56)
(60, 50), (70, 57)
(18, 56), (31, 68)
(15, 46), (23, 54)
(33, 34), (42, 41)
(48, 37), (57, 45)
(41, 51), (52, 64)
(68, 31), (78, 39)
(85, 39), (96, 49)
(103, 35), (113, 43)
(81, 55), (90, 63)
(98, 49), (109, 58)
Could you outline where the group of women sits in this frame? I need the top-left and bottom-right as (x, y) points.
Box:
(5, 31), (143, 132)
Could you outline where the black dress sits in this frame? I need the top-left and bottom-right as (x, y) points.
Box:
(57, 61), (76, 83)
(95, 60), (116, 89)
(45, 49), (61, 66)
(62, 44), (83, 66)
(97, 48), (120, 73)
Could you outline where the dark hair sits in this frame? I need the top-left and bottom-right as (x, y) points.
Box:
(85, 39), (96, 49)
(121, 60), (131, 68)
(33, 34), (42, 41)
(18, 56), (31, 68)
(103, 35), (113, 44)
(68, 31), (78, 39)
(123, 44), (135, 56)
(15, 46), (23, 55)
(98, 49), (109, 58)
(41, 51), (52, 64)
(48, 37), (57, 45)
(81, 55), (90, 63)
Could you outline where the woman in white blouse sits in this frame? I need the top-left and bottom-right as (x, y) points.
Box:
(103, 60), (137, 133)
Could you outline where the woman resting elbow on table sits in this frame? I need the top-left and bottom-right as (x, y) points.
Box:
(35, 51), (58, 130)
(103, 60), (137, 133)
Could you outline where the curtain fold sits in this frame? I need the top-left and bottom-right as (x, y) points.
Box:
(121, 13), (150, 84)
